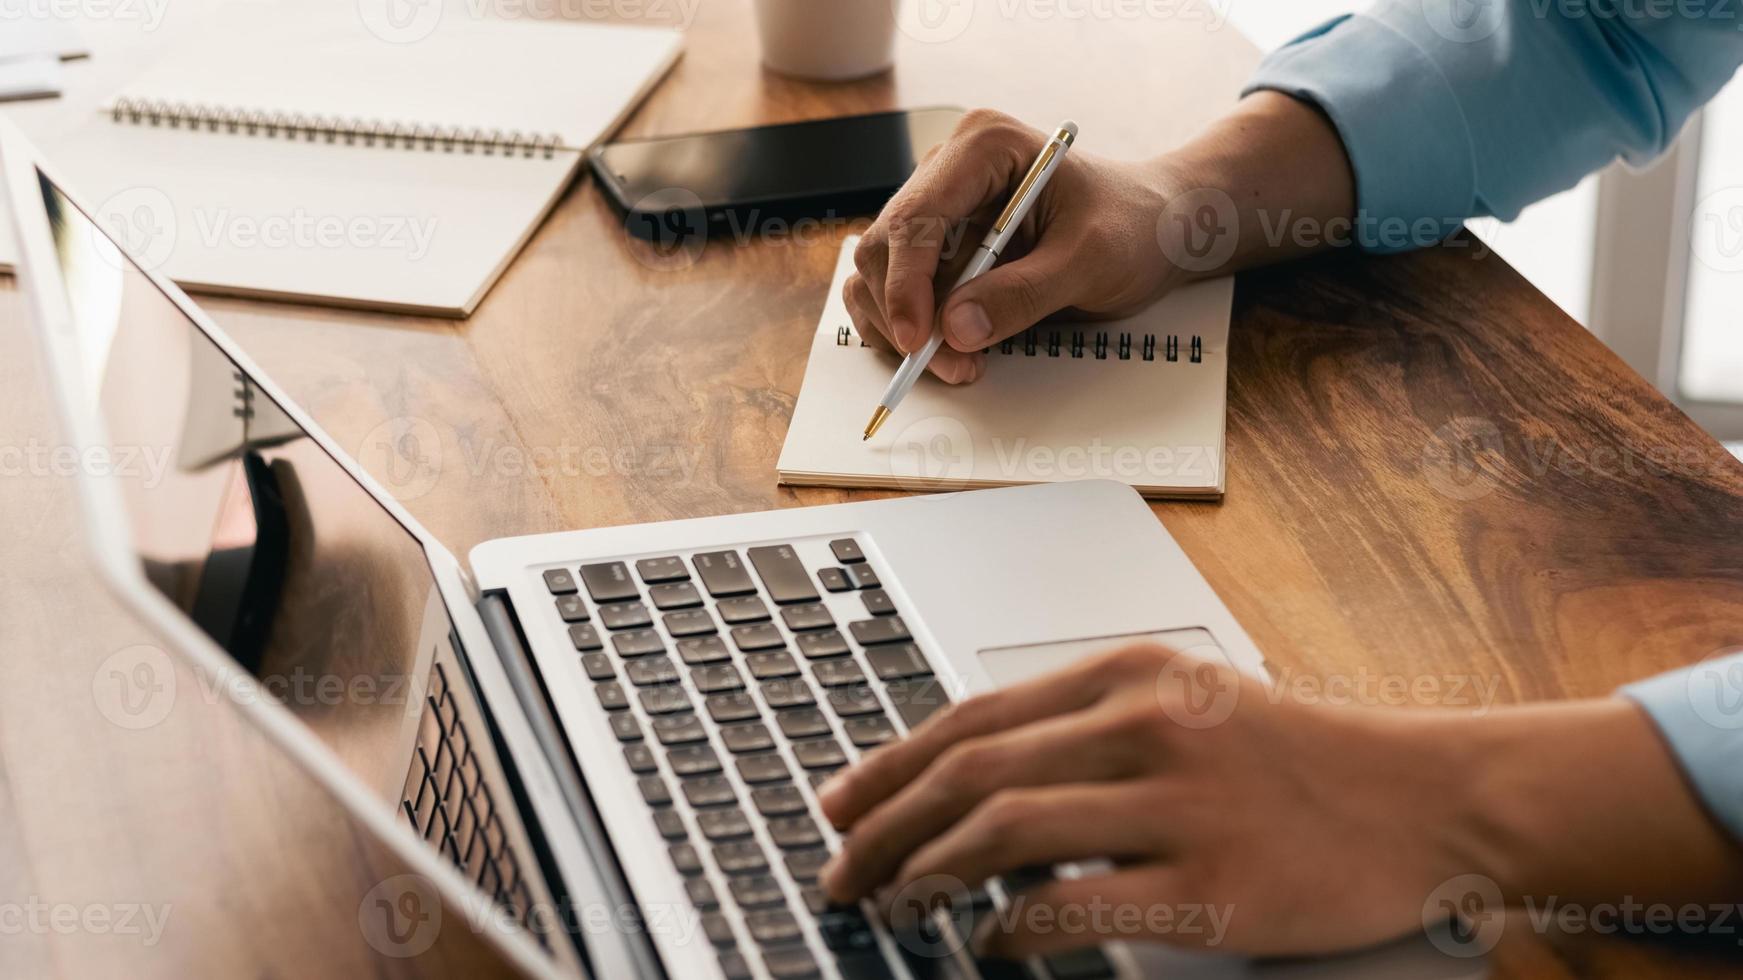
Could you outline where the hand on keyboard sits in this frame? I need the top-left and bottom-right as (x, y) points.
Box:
(814, 643), (1492, 960)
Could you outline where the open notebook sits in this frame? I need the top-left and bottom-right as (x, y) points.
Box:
(1, 10), (680, 315)
(778, 238), (1234, 498)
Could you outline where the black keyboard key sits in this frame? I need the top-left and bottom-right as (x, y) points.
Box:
(752, 784), (808, 817)
(698, 807), (754, 840)
(729, 874), (786, 909)
(818, 908), (878, 953)
(844, 714), (896, 748)
(569, 623), (604, 652)
(829, 539), (865, 564)
(685, 877), (720, 910)
(611, 713), (643, 742)
(667, 744), (722, 777)
(768, 815), (823, 849)
(624, 743), (657, 773)
(850, 616), (910, 647)
(669, 842), (704, 876)
(800, 886), (829, 916)
(764, 948), (820, 980)
(694, 664), (746, 694)
(746, 545), (821, 605)
(650, 581), (704, 610)
(624, 656), (678, 686)
(713, 840), (768, 875)
(886, 677), (953, 730)
(613, 629), (665, 658)
(543, 568), (579, 594)
(579, 562), (638, 603)
(777, 708), (831, 740)
(761, 678), (816, 709)
(555, 594), (590, 622)
(785, 848), (830, 882)
(827, 685), (883, 717)
(834, 952), (897, 980)
(600, 602), (654, 631)
(682, 776), (738, 808)
(638, 775), (672, 807)
(595, 681), (628, 711)
(706, 692), (763, 724)
(818, 567), (853, 593)
(693, 550), (757, 597)
(701, 912), (737, 947)
(717, 595), (772, 624)
(781, 603), (835, 632)
(796, 630), (851, 660)
(732, 623), (786, 652)
(860, 589), (895, 617)
(865, 643), (931, 680)
(812, 659), (866, 687)
(746, 910), (804, 947)
(639, 685), (692, 715)
(792, 738), (847, 770)
(736, 753), (791, 784)
(719, 950), (753, 980)
(580, 652), (615, 681)
(721, 721), (775, 753)
(847, 565), (880, 590)
(1044, 948), (1119, 979)
(636, 556), (689, 584)
(677, 635), (731, 666)
(808, 768), (841, 791)
(654, 808), (688, 841)
(747, 651), (801, 680)
(652, 713), (708, 745)
(663, 608), (717, 637)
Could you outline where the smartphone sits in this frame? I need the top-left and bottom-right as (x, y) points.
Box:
(590, 107), (964, 245)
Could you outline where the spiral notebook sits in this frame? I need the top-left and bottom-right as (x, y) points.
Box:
(3, 10), (680, 315)
(778, 238), (1234, 498)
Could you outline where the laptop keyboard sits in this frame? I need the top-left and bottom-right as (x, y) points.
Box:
(543, 536), (1118, 980)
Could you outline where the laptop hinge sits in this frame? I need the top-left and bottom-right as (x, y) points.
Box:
(476, 590), (668, 980)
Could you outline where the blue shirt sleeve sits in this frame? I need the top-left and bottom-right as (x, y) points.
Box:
(1243, 0), (1743, 251)
(1621, 653), (1743, 844)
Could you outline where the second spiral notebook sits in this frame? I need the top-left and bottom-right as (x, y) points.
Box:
(778, 237), (1234, 499)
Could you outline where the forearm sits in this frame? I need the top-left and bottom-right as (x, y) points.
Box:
(1150, 92), (1357, 280)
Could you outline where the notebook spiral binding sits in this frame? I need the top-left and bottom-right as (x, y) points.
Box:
(836, 324), (1203, 363)
(108, 96), (565, 158)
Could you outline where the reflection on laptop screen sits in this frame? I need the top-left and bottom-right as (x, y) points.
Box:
(40, 171), (449, 800)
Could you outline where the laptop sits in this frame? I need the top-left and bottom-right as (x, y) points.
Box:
(5, 122), (1472, 980)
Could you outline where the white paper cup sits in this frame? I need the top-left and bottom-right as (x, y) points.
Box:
(753, 0), (898, 81)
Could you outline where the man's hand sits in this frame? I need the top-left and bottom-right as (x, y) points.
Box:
(815, 644), (1741, 960)
(843, 109), (1191, 384)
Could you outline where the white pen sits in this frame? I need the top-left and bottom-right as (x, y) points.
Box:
(863, 120), (1079, 441)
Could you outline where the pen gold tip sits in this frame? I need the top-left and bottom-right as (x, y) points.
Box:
(863, 406), (891, 441)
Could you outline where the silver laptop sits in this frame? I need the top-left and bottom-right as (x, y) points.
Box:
(6, 122), (1474, 980)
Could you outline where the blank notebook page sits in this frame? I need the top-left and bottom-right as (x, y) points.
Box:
(778, 238), (1234, 499)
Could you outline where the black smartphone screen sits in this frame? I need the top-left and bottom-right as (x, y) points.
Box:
(593, 108), (964, 218)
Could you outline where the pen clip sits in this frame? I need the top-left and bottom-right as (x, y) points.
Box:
(991, 140), (1059, 235)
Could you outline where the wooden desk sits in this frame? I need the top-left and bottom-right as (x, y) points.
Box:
(4, 1), (1742, 977)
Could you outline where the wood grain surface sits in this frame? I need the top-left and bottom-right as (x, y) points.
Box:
(2, 1), (1741, 978)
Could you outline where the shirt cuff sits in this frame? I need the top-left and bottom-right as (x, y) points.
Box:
(1241, 13), (1476, 253)
(1621, 653), (1743, 845)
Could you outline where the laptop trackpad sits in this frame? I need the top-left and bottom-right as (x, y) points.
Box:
(976, 627), (1230, 689)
